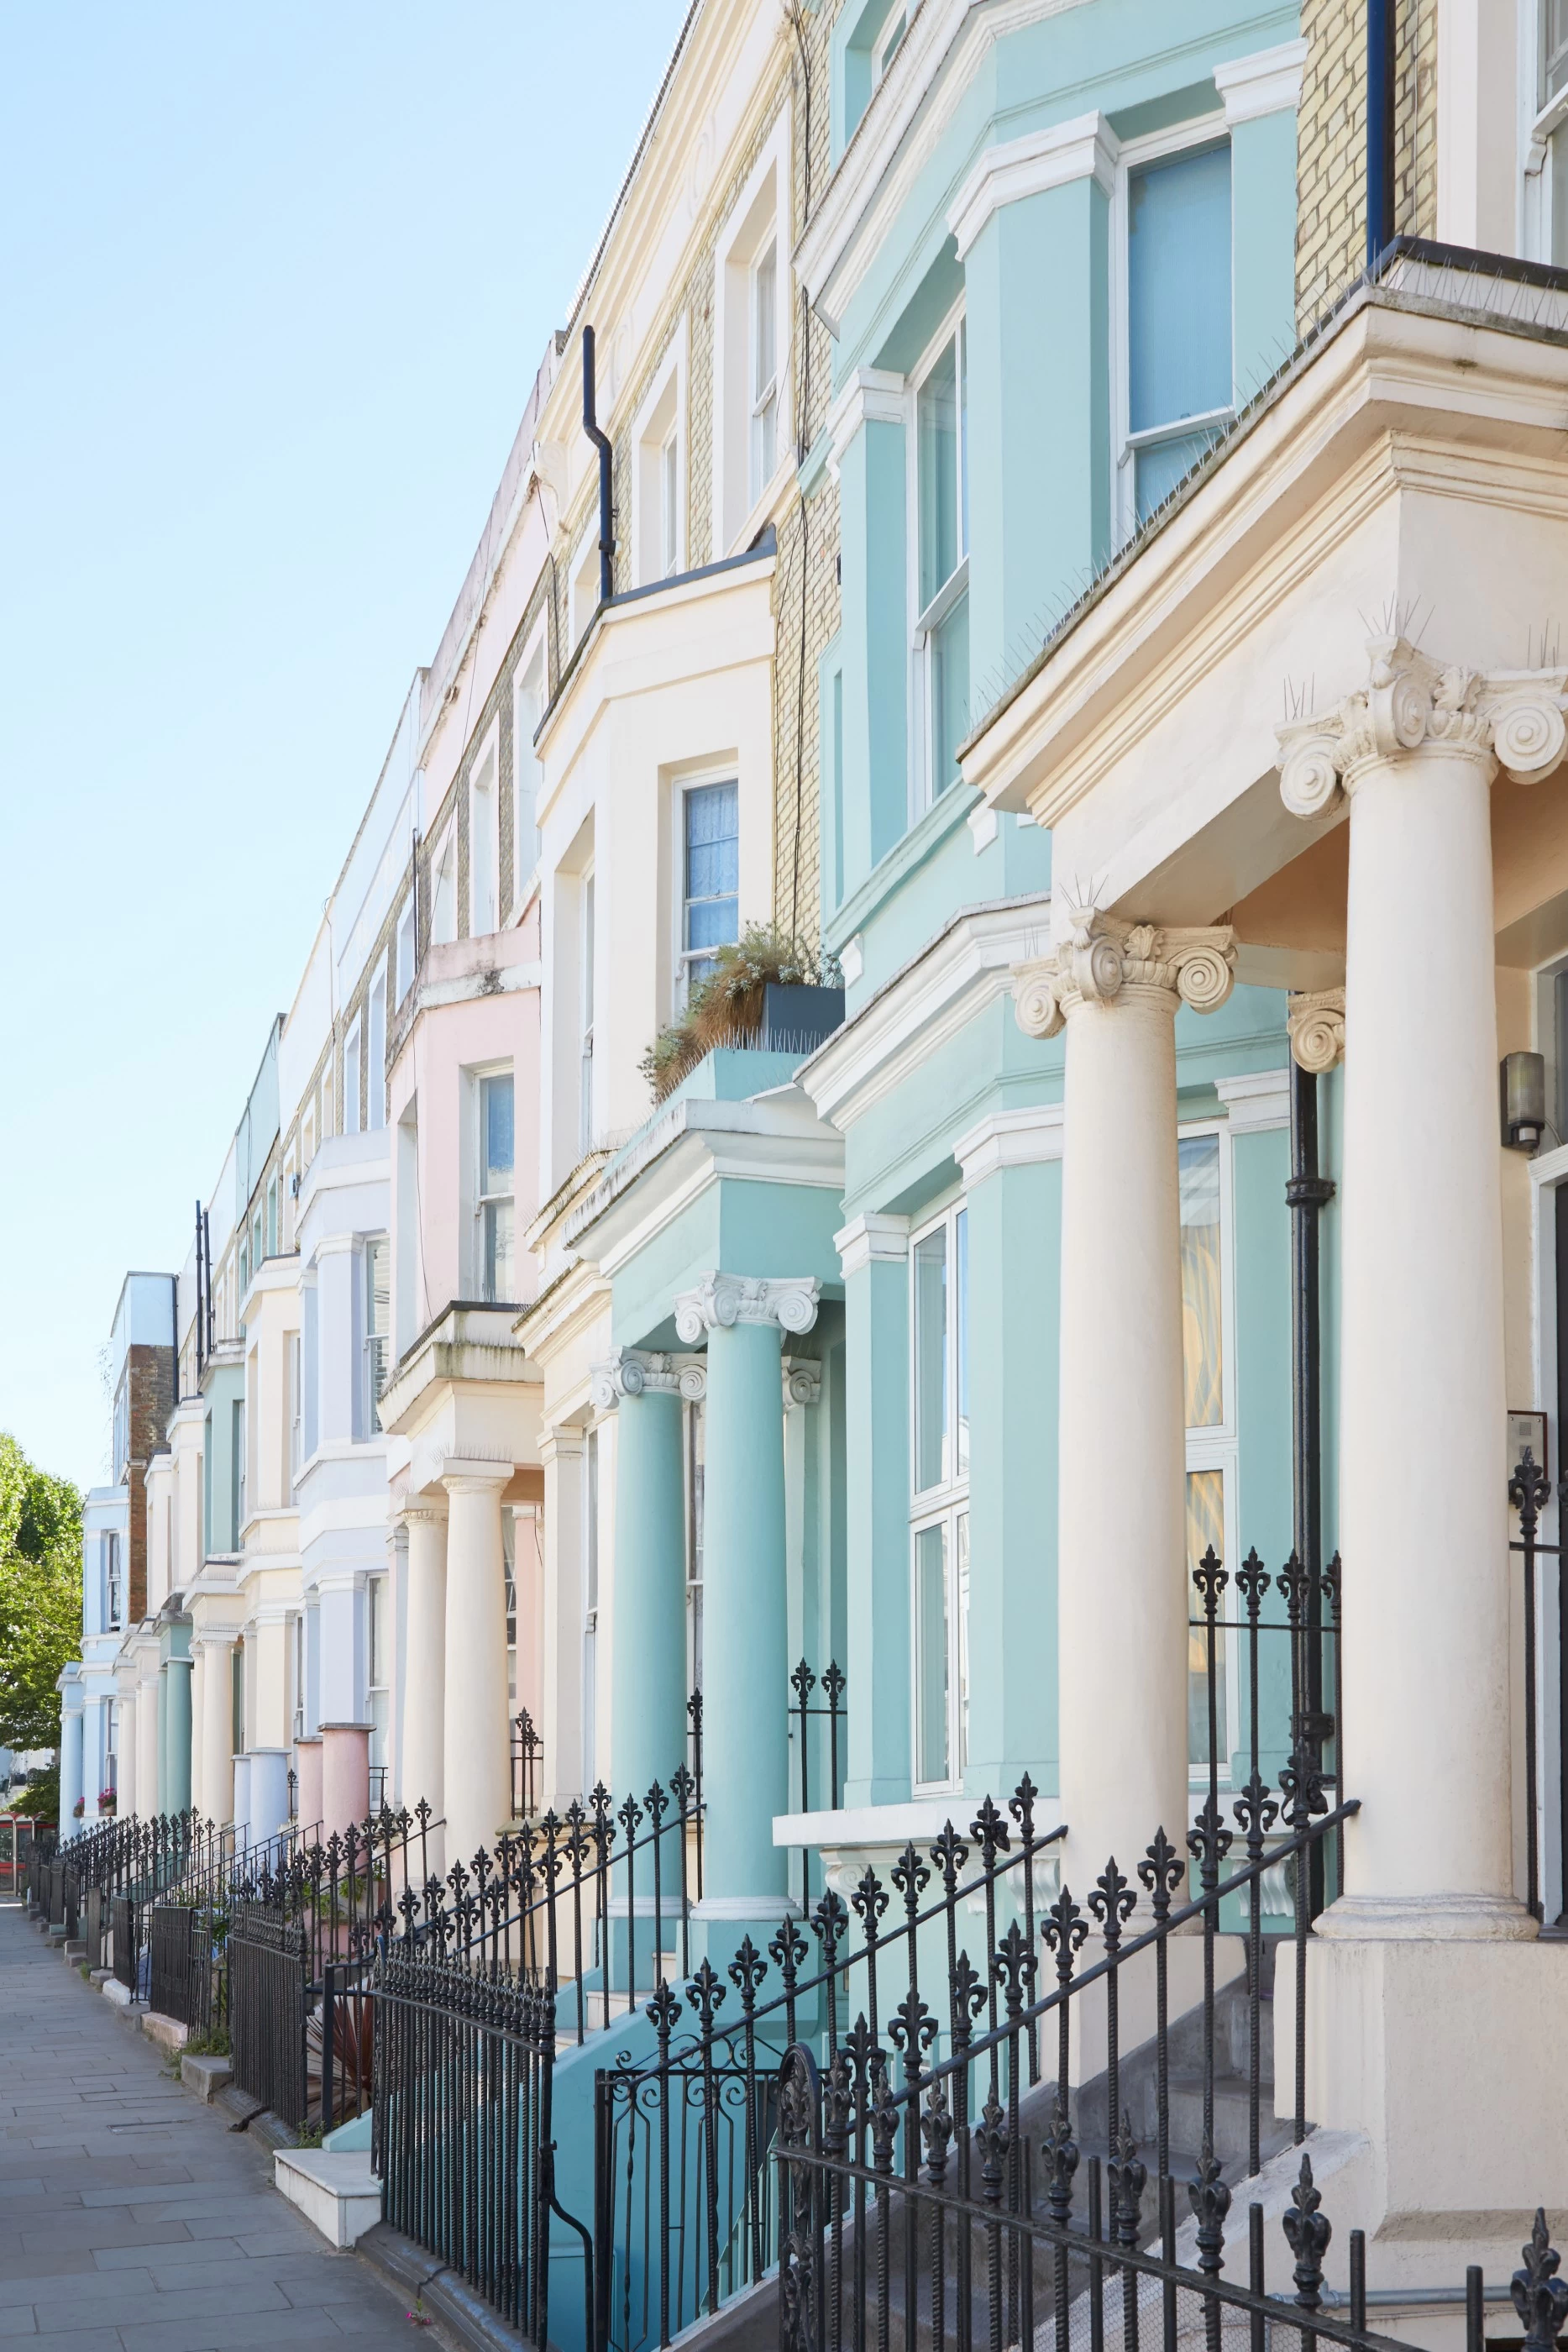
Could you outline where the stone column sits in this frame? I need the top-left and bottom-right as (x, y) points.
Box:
(249, 1749), (290, 1842)
(590, 1352), (701, 1804)
(1015, 909), (1237, 1892)
(189, 1646), (207, 1819)
(675, 1274), (821, 1929)
(400, 1504), (447, 1828)
(197, 1635), (235, 1830)
(322, 1724), (370, 1835)
(58, 1693), (84, 1836)
(156, 1665), (170, 1817)
(295, 1735), (323, 1832)
(538, 1428), (585, 1813)
(136, 1655), (160, 1819)
(1277, 637), (1568, 1932)
(116, 1672), (139, 1820)
(441, 1462), (512, 1870)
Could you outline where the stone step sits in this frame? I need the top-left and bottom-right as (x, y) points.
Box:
(273, 2146), (382, 2250)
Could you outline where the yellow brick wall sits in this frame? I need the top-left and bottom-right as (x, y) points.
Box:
(1295, 0), (1438, 330)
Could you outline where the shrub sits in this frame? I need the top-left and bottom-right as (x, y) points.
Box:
(638, 927), (841, 1104)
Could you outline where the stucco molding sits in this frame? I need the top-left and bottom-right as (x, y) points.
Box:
(947, 111), (1119, 261)
(826, 367), (907, 475)
(953, 1103), (1065, 1184)
(1286, 991), (1346, 1076)
(1214, 1068), (1293, 1131)
(1277, 637), (1568, 820)
(588, 1350), (707, 1410)
(834, 1214), (911, 1278)
(673, 1273), (821, 1341)
(782, 1358), (822, 1410)
(1013, 901), (1236, 1040)
(1212, 38), (1308, 127)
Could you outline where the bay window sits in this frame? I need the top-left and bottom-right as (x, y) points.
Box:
(1123, 137), (1234, 530)
(910, 1200), (969, 1791)
(913, 316), (968, 808)
(478, 1072), (516, 1302)
(1180, 1128), (1237, 1779)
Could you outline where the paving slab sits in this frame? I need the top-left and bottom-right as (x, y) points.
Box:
(0, 1901), (422, 2348)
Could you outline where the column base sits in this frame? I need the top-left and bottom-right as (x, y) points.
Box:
(1273, 1928), (1568, 2280)
(1314, 1890), (1538, 1941)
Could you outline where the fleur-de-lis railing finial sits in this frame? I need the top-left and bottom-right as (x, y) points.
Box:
(1512, 2210), (1568, 2352)
(1282, 2151), (1331, 2313)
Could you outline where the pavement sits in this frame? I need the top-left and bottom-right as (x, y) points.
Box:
(0, 1899), (424, 2349)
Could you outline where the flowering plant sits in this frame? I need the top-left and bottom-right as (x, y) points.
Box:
(71, 1797), (84, 1816)
(97, 1789), (117, 1813)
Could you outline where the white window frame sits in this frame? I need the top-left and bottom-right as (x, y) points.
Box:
(429, 822), (458, 948)
(1523, 0), (1568, 260)
(583, 1423), (601, 1792)
(905, 302), (969, 819)
(363, 1236), (391, 1431)
(366, 1572), (389, 1768)
(367, 958), (387, 1132)
(579, 873), (596, 1159)
(872, 3), (907, 87)
(468, 725), (501, 938)
(396, 890), (417, 1005)
(675, 771), (742, 1009)
(712, 113), (792, 553)
(908, 1194), (969, 1798)
(1179, 1117), (1240, 1788)
(474, 1064), (517, 1304)
(343, 1016), (363, 1138)
(288, 1331), (302, 1496)
(511, 621), (548, 913)
(105, 1531), (122, 1631)
(632, 322), (688, 587)
(1109, 114), (1235, 548)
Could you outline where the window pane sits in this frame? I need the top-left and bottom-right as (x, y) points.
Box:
(914, 1226), (947, 1490)
(931, 588), (969, 795)
(1186, 1468), (1228, 1772)
(365, 1238), (390, 1407)
(1179, 1135), (1223, 1427)
(915, 1520), (950, 1784)
(918, 336), (960, 610)
(1550, 0), (1568, 97)
(684, 783), (739, 959)
(954, 1207), (970, 1479)
(484, 1199), (515, 1302)
(1128, 145), (1232, 436)
(481, 1074), (515, 1191)
(753, 244), (777, 396)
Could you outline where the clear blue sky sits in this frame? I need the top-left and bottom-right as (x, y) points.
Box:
(0, 1), (691, 1496)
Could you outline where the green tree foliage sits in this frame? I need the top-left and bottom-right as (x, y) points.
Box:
(0, 1435), (82, 1752)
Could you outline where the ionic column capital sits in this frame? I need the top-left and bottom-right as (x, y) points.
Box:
(1014, 898), (1236, 1040)
(394, 1498), (447, 1528)
(438, 1457), (512, 1499)
(1277, 634), (1568, 817)
(673, 1273), (821, 1342)
(782, 1357), (822, 1410)
(589, 1348), (707, 1410)
(1287, 988), (1345, 1074)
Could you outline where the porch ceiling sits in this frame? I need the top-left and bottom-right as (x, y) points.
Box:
(963, 272), (1568, 984)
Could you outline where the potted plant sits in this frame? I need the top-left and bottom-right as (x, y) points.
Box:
(639, 926), (843, 1103)
(97, 1788), (117, 1816)
(71, 1797), (85, 1819)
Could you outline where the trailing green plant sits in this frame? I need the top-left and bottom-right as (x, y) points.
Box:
(183, 2024), (231, 2058)
(638, 926), (841, 1104)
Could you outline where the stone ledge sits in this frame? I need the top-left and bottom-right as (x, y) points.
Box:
(101, 1979), (138, 2009)
(140, 2010), (188, 2054)
(180, 2052), (233, 2103)
(274, 2147), (382, 2250)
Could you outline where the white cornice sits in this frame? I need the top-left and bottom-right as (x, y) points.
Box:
(800, 893), (1053, 1133)
(953, 1102), (1065, 1185)
(1213, 39), (1308, 127)
(835, 1213), (911, 1278)
(796, 0), (1091, 334)
(827, 367), (907, 470)
(1215, 1068), (1292, 1133)
(948, 113), (1118, 260)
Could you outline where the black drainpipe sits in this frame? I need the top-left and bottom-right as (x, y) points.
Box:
(1287, 1058), (1337, 1912)
(581, 326), (616, 607)
(1366, 0), (1396, 266)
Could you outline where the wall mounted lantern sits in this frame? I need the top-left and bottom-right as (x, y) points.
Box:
(1501, 1052), (1547, 1152)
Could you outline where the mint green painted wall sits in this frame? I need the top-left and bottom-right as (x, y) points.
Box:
(611, 1179), (844, 1354)
(966, 178), (1109, 703)
(964, 1156), (1061, 1798)
(844, 1253), (910, 1805)
(165, 1659), (192, 1814)
(841, 998), (1063, 1222)
(611, 1389), (690, 1798)
(837, 415), (908, 895)
(1230, 1118), (1294, 1781)
(1230, 104), (1300, 402)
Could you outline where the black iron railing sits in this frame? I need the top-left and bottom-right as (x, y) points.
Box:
(1509, 1446), (1555, 1924)
(512, 1707), (543, 1819)
(790, 1657), (847, 1909)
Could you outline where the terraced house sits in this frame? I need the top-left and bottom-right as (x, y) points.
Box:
(50, 3), (1568, 2348)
